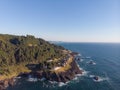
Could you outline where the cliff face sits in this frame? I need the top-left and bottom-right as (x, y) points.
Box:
(0, 78), (15, 90)
(35, 59), (82, 83)
(19, 57), (82, 83)
(0, 59), (81, 90)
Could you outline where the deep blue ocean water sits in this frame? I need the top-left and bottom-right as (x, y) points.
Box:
(7, 43), (120, 90)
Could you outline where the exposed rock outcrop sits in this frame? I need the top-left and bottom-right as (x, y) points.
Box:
(0, 57), (82, 90)
(34, 59), (82, 83)
(0, 78), (15, 90)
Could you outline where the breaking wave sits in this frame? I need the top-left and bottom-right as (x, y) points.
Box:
(89, 75), (109, 82)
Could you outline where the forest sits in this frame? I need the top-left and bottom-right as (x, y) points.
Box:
(0, 34), (66, 79)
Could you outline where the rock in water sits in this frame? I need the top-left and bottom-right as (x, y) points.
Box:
(93, 76), (99, 81)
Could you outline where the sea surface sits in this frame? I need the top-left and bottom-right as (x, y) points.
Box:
(7, 43), (120, 90)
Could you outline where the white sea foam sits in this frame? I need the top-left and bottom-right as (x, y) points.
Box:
(76, 63), (83, 70)
(49, 81), (68, 87)
(58, 82), (67, 87)
(80, 59), (84, 62)
(49, 81), (58, 84)
(75, 71), (88, 77)
(73, 76), (78, 80)
(76, 61), (89, 77)
(86, 60), (96, 65)
(91, 61), (96, 65)
(40, 77), (46, 81)
(89, 75), (109, 82)
(27, 78), (38, 82)
(79, 67), (83, 70)
(82, 70), (89, 76)
(93, 62), (96, 65)
(94, 77), (109, 82)
(27, 75), (38, 82)
(78, 53), (81, 56)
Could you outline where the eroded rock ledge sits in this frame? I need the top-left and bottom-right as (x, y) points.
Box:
(19, 57), (82, 83)
(0, 54), (82, 90)
(41, 60), (82, 83)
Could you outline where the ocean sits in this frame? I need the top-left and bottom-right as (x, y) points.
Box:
(7, 43), (120, 90)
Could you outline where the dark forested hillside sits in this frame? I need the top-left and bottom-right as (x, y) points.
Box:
(0, 34), (65, 79)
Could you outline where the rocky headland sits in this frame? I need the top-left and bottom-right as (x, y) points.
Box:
(0, 34), (82, 90)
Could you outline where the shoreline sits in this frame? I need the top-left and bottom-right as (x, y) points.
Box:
(0, 52), (82, 90)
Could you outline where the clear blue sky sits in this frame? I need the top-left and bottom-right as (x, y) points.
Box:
(0, 0), (120, 42)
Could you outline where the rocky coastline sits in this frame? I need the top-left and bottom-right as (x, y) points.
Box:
(0, 53), (82, 90)
(34, 59), (82, 83)
(0, 34), (83, 90)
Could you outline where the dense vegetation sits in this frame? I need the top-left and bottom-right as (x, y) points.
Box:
(0, 34), (66, 79)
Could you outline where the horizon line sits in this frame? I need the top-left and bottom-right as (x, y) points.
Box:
(49, 41), (120, 44)
(0, 33), (120, 44)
